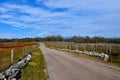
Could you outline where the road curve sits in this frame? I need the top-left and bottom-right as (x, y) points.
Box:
(40, 43), (120, 80)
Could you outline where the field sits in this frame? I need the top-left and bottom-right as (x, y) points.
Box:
(45, 42), (120, 66)
(0, 42), (37, 72)
(0, 42), (48, 80)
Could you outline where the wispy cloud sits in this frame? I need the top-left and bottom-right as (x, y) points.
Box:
(44, 0), (120, 11)
(0, 3), (71, 29)
(0, 0), (120, 38)
(0, 32), (18, 38)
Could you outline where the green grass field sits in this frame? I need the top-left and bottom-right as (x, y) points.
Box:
(21, 46), (48, 80)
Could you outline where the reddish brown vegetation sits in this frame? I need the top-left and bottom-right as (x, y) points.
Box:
(0, 42), (37, 49)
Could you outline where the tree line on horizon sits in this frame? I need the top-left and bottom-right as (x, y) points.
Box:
(0, 35), (120, 44)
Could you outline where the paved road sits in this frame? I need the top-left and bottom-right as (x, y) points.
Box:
(40, 43), (120, 80)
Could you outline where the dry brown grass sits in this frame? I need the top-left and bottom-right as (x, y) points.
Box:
(0, 42), (37, 72)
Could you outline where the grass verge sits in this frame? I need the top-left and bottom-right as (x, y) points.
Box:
(108, 56), (120, 67)
(65, 51), (103, 62)
(21, 47), (48, 80)
(58, 49), (120, 67)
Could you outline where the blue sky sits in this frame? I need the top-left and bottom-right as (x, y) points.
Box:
(0, 0), (120, 38)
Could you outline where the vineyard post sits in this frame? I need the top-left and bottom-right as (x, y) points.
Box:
(69, 43), (71, 50)
(11, 48), (14, 63)
(119, 45), (120, 56)
(66, 44), (67, 50)
(90, 44), (93, 52)
(106, 44), (108, 54)
(94, 44), (96, 52)
(75, 43), (78, 50)
(83, 44), (85, 51)
(109, 45), (112, 61)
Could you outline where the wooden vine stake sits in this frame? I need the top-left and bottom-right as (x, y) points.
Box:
(11, 48), (14, 63)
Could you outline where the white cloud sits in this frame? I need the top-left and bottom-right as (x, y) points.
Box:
(44, 0), (120, 11)
(0, 32), (18, 38)
(0, 3), (75, 35)
(0, 0), (120, 37)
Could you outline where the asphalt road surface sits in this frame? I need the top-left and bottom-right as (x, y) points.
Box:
(40, 43), (120, 80)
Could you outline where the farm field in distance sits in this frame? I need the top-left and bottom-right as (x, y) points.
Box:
(45, 42), (120, 67)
